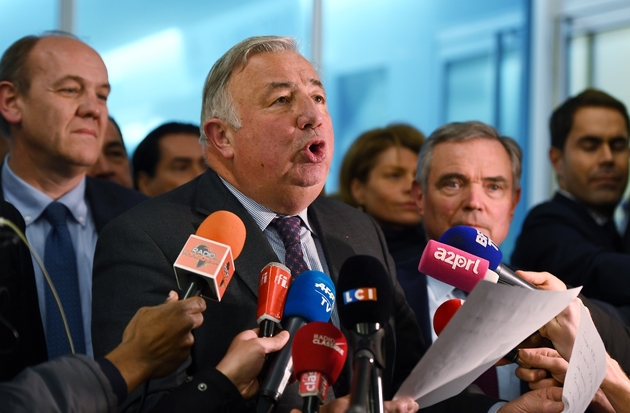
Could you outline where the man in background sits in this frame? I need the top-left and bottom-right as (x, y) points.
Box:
(0, 32), (146, 361)
(87, 116), (134, 188)
(511, 89), (630, 323)
(132, 121), (206, 197)
(409, 121), (522, 400)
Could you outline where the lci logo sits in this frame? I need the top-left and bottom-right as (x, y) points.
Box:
(342, 287), (377, 304)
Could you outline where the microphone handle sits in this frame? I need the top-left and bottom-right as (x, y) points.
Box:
(370, 364), (384, 413)
(347, 349), (374, 413)
(257, 315), (307, 413)
(259, 319), (276, 338)
(495, 264), (537, 290)
(302, 396), (321, 413)
(183, 278), (203, 299)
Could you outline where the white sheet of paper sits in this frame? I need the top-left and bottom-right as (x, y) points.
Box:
(561, 302), (606, 413)
(394, 281), (581, 408)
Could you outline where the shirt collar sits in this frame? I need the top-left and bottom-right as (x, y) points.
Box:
(218, 177), (315, 234)
(557, 189), (609, 226)
(2, 157), (88, 227)
(426, 275), (456, 301)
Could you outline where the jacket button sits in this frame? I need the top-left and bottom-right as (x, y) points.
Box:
(198, 383), (207, 391)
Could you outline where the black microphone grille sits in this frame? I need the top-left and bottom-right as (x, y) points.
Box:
(336, 255), (393, 328)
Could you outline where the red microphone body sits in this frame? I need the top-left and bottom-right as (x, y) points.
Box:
(292, 322), (348, 413)
(257, 262), (292, 337)
(433, 298), (465, 336)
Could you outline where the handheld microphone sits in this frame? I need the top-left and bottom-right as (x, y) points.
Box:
(292, 322), (348, 413)
(337, 255), (392, 413)
(439, 226), (536, 290)
(257, 262), (292, 337)
(257, 270), (336, 413)
(174, 210), (246, 300)
(433, 298), (464, 336)
(418, 240), (498, 292)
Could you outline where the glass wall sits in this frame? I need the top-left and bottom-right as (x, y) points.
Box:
(1, 0), (530, 255)
(565, 11), (630, 226)
(0, 0), (57, 54)
(76, 0), (313, 151)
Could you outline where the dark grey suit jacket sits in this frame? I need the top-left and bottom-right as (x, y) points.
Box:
(92, 168), (499, 413)
(0, 354), (118, 413)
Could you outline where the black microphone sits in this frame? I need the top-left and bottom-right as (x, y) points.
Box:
(439, 226), (536, 290)
(337, 255), (393, 413)
(257, 270), (336, 413)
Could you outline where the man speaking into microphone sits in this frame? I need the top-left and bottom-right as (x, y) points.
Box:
(92, 36), (425, 413)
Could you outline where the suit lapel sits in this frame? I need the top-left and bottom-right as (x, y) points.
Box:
(192, 170), (279, 297)
(308, 197), (359, 283)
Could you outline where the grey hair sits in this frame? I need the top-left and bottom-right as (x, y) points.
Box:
(415, 121), (522, 192)
(199, 36), (299, 142)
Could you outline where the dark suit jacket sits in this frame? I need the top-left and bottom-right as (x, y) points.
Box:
(0, 198), (47, 381)
(0, 175), (146, 381)
(395, 254), (432, 346)
(511, 192), (630, 306)
(92, 169), (500, 413)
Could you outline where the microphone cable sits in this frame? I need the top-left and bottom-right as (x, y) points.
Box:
(0, 216), (76, 354)
(0, 286), (19, 354)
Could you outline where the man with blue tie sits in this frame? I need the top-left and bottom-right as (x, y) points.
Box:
(0, 32), (146, 367)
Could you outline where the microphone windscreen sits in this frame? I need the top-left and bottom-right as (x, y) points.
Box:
(419, 240), (495, 292)
(257, 262), (291, 325)
(433, 298), (464, 336)
(283, 270), (336, 323)
(439, 225), (502, 269)
(292, 322), (348, 383)
(336, 255), (392, 328)
(196, 210), (247, 258)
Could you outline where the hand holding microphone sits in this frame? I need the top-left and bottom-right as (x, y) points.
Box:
(174, 210), (246, 300)
(216, 329), (290, 399)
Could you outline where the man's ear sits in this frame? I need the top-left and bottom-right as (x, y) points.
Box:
(411, 180), (424, 217)
(203, 119), (234, 159)
(0, 81), (22, 126)
(549, 146), (564, 180)
(509, 186), (522, 220)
